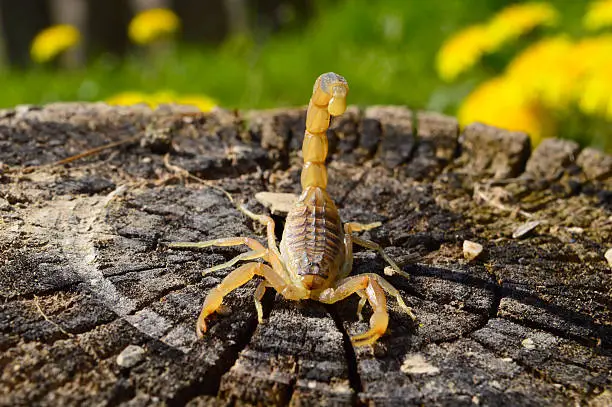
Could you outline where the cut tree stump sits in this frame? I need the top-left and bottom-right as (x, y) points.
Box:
(0, 103), (611, 406)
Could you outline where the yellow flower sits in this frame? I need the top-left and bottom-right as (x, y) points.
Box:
(571, 34), (612, 72)
(30, 24), (80, 63)
(458, 76), (549, 144)
(436, 3), (558, 82)
(128, 8), (180, 45)
(584, 0), (612, 31)
(436, 24), (490, 82)
(486, 2), (558, 52)
(105, 91), (151, 106)
(106, 91), (217, 112)
(578, 59), (612, 119)
(149, 91), (176, 105)
(504, 34), (612, 114)
(571, 36), (612, 117)
(176, 95), (218, 112)
(506, 36), (576, 109)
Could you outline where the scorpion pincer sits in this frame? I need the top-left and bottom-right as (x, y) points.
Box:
(170, 72), (416, 346)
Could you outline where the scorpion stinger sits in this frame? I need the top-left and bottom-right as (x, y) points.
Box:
(170, 72), (415, 346)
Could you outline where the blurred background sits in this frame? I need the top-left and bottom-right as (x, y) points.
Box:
(0, 0), (611, 151)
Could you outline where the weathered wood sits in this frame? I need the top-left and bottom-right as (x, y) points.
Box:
(1, 103), (611, 406)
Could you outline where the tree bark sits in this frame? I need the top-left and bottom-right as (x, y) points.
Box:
(0, 103), (610, 406)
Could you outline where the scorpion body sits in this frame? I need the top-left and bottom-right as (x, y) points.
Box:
(170, 73), (415, 346)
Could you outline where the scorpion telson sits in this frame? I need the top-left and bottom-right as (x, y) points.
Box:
(169, 72), (415, 346)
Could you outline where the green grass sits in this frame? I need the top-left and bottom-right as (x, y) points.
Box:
(0, 0), (505, 110)
(0, 0), (598, 120)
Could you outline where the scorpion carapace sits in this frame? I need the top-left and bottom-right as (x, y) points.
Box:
(170, 72), (415, 346)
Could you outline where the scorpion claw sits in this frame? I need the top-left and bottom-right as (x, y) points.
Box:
(350, 331), (382, 347)
(351, 311), (388, 347)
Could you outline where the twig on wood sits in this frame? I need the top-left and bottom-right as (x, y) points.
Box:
(8, 134), (142, 174)
(52, 134), (142, 166)
(7, 111), (204, 175)
(162, 153), (237, 205)
(473, 183), (534, 219)
(33, 295), (74, 338)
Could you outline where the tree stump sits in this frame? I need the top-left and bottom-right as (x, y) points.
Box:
(0, 103), (610, 406)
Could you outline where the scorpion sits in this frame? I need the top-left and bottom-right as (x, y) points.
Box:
(170, 72), (415, 346)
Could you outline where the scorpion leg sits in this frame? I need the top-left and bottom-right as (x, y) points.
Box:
(233, 207), (303, 286)
(169, 237), (266, 253)
(344, 221), (382, 232)
(235, 205), (283, 260)
(343, 222), (407, 279)
(340, 222), (409, 279)
(203, 249), (267, 274)
(339, 225), (355, 280)
(339, 221), (385, 278)
(169, 237), (268, 273)
(339, 224), (372, 321)
(254, 280), (271, 323)
(351, 234), (411, 280)
(370, 274), (416, 321)
(356, 290), (367, 321)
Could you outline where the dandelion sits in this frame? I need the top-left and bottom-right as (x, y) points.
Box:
(571, 36), (612, 117)
(486, 2), (558, 52)
(176, 95), (218, 112)
(571, 34), (612, 72)
(436, 3), (558, 82)
(105, 91), (151, 107)
(30, 24), (80, 63)
(578, 60), (612, 119)
(458, 76), (548, 143)
(128, 8), (180, 45)
(436, 24), (490, 82)
(148, 91), (176, 105)
(506, 36), (576, 109)
(584, 0), (612, 31)
(106, 90), (217, 112)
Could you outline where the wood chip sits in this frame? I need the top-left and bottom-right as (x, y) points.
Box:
(512, 220), (541, 239)
(400, 354), (440, 375)
(566, 227), (584, 234)
(255, 192), (298, 215)
(116, 345), (146, 368)
(521, 338), (536, 350)
(463, 240), (483, 261)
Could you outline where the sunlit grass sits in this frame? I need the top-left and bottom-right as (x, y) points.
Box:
(0, 0), (498, 111)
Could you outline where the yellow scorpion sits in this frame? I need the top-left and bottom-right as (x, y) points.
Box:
(170, 73), (415, 346)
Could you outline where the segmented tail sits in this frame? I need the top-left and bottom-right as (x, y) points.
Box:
(301, 72), (349, 190)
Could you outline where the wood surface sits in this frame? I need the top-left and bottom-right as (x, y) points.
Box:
(0, 103), (610, 406)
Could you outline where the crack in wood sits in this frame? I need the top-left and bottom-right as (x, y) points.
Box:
(327, 305), (364, 401)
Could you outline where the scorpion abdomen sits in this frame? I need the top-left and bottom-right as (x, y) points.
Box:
(281, 186), (344, 289)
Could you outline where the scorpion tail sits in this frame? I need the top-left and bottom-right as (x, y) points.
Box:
(301, 72), (349, 191)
